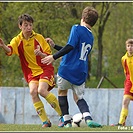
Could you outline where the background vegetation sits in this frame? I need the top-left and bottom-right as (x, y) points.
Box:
(0, 2), (133, 88)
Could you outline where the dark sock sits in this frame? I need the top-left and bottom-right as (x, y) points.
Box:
(58, 96), (71, 125)
(77, 99), (92, 121)
(58, 96), (69, 115)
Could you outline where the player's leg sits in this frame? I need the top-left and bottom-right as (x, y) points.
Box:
(73, 83), (93, 121)
(57, 74), (72, 127)
(39, 69), (63, 121)
(38, 80), (63, 127)
(29, 81), (51, 128)
(118, 95), (130, 125)
(112, 85), (133, 126)
(73, 83), (102, 128)
(39, 80), (62, 115)
(58, 89), (72, 127)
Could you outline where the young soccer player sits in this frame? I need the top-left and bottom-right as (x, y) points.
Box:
(0, 13), (63, 128)
(41, 6), (102, 128)
(114, 39), (133, 126)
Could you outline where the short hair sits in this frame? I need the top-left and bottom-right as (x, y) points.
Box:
(18, 13), (34, 25)
(125, 39), (133, 45)
(82, 6), (98, 27)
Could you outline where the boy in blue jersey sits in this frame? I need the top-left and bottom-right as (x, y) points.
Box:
(41, 6), (102, 128)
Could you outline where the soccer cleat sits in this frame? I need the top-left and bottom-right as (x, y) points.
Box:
(86, 120), (102, 128)
(58, 116), (64, 127)
(64, 123), (72, 128)
(42, 120), (52, 128)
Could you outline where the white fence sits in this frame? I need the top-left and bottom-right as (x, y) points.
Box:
(0, 87), (133, 126)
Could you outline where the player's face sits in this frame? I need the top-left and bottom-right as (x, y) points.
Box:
(19, 21), (33, 38)
(126, 43), (133, 56)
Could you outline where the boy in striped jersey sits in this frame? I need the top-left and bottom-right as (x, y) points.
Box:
(114, 39), (133, 126)
(0, 13), (63, 128)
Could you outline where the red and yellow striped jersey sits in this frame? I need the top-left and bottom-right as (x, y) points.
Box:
(7, 30), (54, 82)
(121, 52), (133, 93)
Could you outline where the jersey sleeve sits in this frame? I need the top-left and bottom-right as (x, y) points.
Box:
(7, 36), (19, 56)
(53, 45), (73, 60)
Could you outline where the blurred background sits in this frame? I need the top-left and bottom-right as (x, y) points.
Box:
(0, 2), (132, 88)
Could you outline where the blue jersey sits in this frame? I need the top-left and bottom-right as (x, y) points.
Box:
(58, 24), (94, 85)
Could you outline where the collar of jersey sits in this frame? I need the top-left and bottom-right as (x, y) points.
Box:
(19, 30), (36, 40)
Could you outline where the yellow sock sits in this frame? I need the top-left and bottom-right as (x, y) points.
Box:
(119, 108), (128, 125)
(45, 93), (62, 116)
(34, 101), (48, 122)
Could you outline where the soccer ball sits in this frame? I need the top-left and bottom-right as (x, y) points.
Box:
(72, 113), (86, 127)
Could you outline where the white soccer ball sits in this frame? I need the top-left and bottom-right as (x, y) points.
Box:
(72, 113), (86, 127)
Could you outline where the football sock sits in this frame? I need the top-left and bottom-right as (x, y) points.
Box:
(58, 96), (69, 115)
(45, 92), (62, 116)
(33, 100), (48, 122)
(77, 99), (92, 121)
(58, 96), (71, 125)
(119, 108), (128, 125)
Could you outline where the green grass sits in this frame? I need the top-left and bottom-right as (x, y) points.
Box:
(0, 124), (133, 132)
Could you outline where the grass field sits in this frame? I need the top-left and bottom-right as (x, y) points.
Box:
(0, 124), (133, 132)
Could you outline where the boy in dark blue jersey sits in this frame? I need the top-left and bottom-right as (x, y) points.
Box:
(41, 6), (102, 128)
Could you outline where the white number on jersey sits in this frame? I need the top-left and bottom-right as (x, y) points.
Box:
(79, 42), (92, 61)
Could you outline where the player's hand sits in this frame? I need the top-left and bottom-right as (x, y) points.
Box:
(45, 38), (55, 48)
(41, 55), (54, 65)
(0, 38), (11, 53)
(34, 45), (41, 56)
(34, 45), (47, 58)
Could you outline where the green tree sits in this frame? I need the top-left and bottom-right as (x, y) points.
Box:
(0, 2), (133, 87)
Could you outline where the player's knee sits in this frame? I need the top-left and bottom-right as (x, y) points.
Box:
(123, 98), (130, 108)
(73, 93), (83, 103)
(30, 88), (38, 100)
(58, 89), (67, 96)
(38, 87), (48, 95)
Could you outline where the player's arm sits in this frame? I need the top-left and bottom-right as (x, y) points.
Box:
(53, 44), (63, 51)
(46, 36), (73, 57)
(0, 38), (11, 53)
(41, 44), (73, 65)
(53, 44), (73, 60)
(45, 37), (63, 51)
